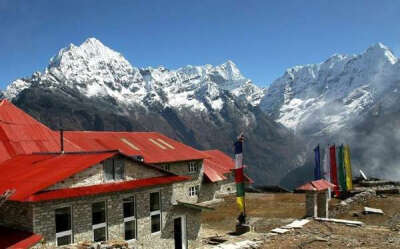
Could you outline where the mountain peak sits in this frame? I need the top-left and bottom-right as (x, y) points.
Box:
(79, 37), (113, 55)
(364, 42), (397, 64)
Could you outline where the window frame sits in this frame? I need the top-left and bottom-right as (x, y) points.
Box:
(150, 191), (162, 235)
(123, 196), (137, 241)
(103, 158), (125, 182)
(188, 185), (199, 197)
(188, 161), (198, 173)
(92, 201), (107, 242)
(161, 164), (170, 171)
(55, 206), (73, 247)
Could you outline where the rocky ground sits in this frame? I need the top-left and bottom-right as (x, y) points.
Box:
(200, 188), (400, 249)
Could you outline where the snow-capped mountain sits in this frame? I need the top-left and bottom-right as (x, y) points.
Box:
(260, 43), (399, 136)
(4, 38), (304, 187)
(5, 38), (264, 111)
(259, 43), (400, 186)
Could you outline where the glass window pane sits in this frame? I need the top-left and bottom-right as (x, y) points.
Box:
(124, 220), (136, 240)
(150, 192), (160, 212)
(123, 199), (135, 218)
(151, 214), (161, 233)
(93, 227), (106, 242)
(92, 202), (106, 225)
(57, 235), (71, 246)
(103, 159), (114, 181)
(55, 207), (71, 233)
(114, 159), (125, 180)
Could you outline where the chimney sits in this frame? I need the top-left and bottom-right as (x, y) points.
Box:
(60, 129), (64, 153)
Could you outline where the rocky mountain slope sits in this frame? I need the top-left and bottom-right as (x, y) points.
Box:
(260, 43), (399, 135)
(5, 38), (399, 187)
(4, 38), (305, 186)
(259, 43), (400, 187)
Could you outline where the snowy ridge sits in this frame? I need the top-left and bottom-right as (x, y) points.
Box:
(260, 42), (400, 134)
(4, 38), (264, 113)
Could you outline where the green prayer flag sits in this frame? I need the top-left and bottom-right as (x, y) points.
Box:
(236, 182), (245, 197)
(337, 145), (347, 192)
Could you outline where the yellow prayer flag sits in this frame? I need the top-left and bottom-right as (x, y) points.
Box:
(236, 196), (244, 212)
(344, 145), (353, 190)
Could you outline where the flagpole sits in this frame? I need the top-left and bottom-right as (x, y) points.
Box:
(242, 135), (246, 223)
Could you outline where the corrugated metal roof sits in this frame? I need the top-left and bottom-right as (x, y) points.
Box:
(0, 100), (206, 165)
(0, 152), (117, 201)
(64, 131), (207, 164)
(0, 100), (82, 164)
(27, 175), (189, 202)
(0, 226), (42, 249)
(202, 150), (253, 183)
(296, 179), (335, 191)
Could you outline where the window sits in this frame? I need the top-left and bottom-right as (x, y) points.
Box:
(160, 164), (170, 171)
(55, 207), (72, 246)
(188, 162), (198, 173)
(103, 158), (125, 181)
(123, 197), (136, 241)
(188, 185), (199, 197)
(92, 202), (107, 242)
(150, 192), (161, 234)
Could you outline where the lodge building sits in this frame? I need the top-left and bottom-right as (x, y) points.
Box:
(0, 100), (248, 249)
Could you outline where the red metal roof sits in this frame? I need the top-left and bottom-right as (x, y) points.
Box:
(0, 100), (82, 164)
(0, 152), (117, 201)
(202, 150), (253, 183)
(64, 131), (207, 164)
(296, 179), (336, 192)
(28, 175), (189, 202)
(0, 226), (42, 249)
(0, 100), (206, 165)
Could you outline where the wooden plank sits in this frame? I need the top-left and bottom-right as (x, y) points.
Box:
(271, 228), (290, 234)
(364, 207), (384, 215)
(314, 217), (364, 226)
(283, 219), (310, 229)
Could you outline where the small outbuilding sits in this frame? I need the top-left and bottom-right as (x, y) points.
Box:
(296, 179), (335, 218)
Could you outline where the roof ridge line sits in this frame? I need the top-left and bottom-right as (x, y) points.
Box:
(31, 149), (119, 155)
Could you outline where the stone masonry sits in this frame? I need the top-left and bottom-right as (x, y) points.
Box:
(1, 156), (216, 248)
(305, 191), (329, 218)
(46, 156), (164, 191)
(0, 201), (33, 231)
(32, 185), (201, 249)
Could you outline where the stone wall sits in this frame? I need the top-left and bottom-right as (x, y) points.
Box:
(32, 184), (201, 249)
(46, 156), (164, 191)
(0, 201), (33, 231)
(157, 160), (205, 204)
(305, 192), (315, 217)
(46, 164), (104, 191)
(157, 160), (236, 204)
(198, 175), (236, 203)
(305, 191), (328, 218)
(317, 192), (328, 218)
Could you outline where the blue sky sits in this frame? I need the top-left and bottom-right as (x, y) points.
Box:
(0, 0), (399, 89)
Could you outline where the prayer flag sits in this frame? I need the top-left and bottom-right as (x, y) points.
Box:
(322, 146), (331, 199)
(314, 145), (321, 180)
(329, 145), (340, 197)
(236, 196), (245, 212)
(344, 145), (353, 190)
(337, 145), (347, 192)
(234, 133), (246, 212)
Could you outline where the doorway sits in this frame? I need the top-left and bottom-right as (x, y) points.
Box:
(174, 216), (187, 249)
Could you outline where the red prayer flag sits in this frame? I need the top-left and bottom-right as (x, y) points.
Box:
(234, 167), (244, 183)
(329, 145), (340, 197)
